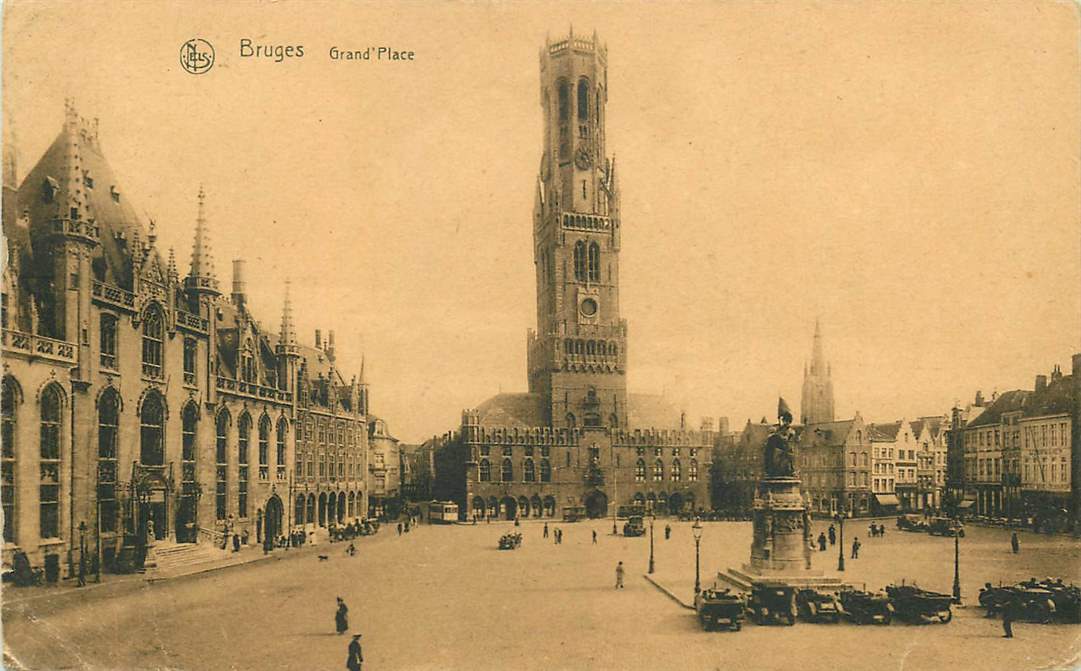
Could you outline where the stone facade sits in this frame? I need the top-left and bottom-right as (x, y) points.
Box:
(1, 104), (368, 573)
(431, 32), (711, 520)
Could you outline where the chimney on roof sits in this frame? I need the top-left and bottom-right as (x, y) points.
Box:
(327, 330), (336, 362)
(974, 390), (984, 407)
(717, 416), (730, 435)
(231, 259), (247, 309)
(315, 329), (322, 349)
(1051, 364), (1063, 383)
(1036, 375), (1048, 393)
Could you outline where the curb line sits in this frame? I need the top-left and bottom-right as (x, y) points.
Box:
(643, 574), (695, 610)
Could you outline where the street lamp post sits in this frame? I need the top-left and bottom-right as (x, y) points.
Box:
(692, 517), (703, 596)
(648, 512), (656, 575)
(835, 509), (846, 572)
(952, 514), (962, 604)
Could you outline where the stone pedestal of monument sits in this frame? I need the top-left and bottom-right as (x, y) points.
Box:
(718, 477), (849, 592)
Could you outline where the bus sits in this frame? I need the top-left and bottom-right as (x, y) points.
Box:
(428, 501), (459, 524)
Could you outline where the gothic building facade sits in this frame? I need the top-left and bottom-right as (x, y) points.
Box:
(1, 103), (369, 573)
(432, 32), (712, 521)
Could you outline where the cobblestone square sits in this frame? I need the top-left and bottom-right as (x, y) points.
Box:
(4, 519), (1079, 670)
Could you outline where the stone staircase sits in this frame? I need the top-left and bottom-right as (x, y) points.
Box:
(146, 542), (228, 578)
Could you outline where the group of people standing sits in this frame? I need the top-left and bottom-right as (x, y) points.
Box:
(812, 523), (862, 559)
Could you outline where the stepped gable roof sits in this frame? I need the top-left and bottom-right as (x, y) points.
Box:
(869, 421), (902, 441)
(16, 111), (156, 291)
(914, 416), (946, 440)
(1023, 374), (1074, 419)
(966, 390), (1031, 429)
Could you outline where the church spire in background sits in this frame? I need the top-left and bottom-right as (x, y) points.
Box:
(185, 185), (221, 296)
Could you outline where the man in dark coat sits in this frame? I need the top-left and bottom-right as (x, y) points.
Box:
(1002, 597), (1018, 638)
(817, 532), (827, 552)
(335, 597), (349, 635)
(1011, 532), (1020, 554)
(851, 537), (861, 559)
(346, 633), (363, 670)
(828, 525), (836, 545)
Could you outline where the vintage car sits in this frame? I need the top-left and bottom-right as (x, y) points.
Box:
(927, 517), (965, 537)
(623, 516), (646, 537)
(896, 515), (928, 533)
(694, 588), (745, 631)
(748, 582), (797, 626)
(498, 532), (523, 550)
(796, 588), (843, 623)
(980, 581), (1076, 623)
(839, 589), (894, 625)
(886, 584), (953, 623)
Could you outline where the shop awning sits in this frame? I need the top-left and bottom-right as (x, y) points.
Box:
(873, 494), (900, 506)
(957, 500), (976, 509)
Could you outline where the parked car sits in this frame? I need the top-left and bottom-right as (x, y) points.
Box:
(695, 588), (745, 631)
(927, 517), (965, 537)
(622, 516), (646, 537)
(498, 532), (522, 550)
(886, 584), (953, 623)
(796, 588), (843, 623)
(839, 589), (893, 625)
(896, 515), (928, 533)
(748, 583), (797, 625)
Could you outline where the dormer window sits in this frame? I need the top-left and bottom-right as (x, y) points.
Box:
(110, 185), (120, 203)
(42, 177), (58, 203)
(83, 172), (94, 189)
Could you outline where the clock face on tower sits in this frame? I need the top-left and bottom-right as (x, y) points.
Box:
(574, 144), (592, 170)
(580, 297), (598, 317)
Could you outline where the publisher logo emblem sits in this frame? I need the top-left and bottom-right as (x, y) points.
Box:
(180, 39), (215, 75)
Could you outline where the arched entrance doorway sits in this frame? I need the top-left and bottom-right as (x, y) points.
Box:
(668, 493), (684, 516)
(265, 495), (283, 545)
(318, 493), (327, 527)
(472, 497), (485, 517)
(501, 496), (517, 520)
(517, 496), (530, 518)
(295, 494), (306, 526)
(337, 492), (346, 523)
(530, 495), (542, 517)
(487, 497), (498, 519)
(306, 494), (316, 525)
(543, 496), (556, 517)
(585, 490), (608, 519)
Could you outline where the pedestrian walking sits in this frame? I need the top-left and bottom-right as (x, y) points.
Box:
(828, 524), (836, 545)
(868, 523), (876, 538)
(397, 522), (403, 536)
(1002, 597), (1018, 638)
(543, 523), (549, 539)
(232, 533), (241, 553)
(1011, 532), (1020, 554)
(664, 524), (671, 540)
(514, 516), (521, 527)
(851, 537), (861, 559)
(592, 530), (597, 544)
(817, 532), (827, 552)
(346, 633), (364, 671)
(615, 561), (625, 589)
(335, 597), (350, 635)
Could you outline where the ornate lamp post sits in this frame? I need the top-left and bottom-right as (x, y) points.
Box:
(692, 517), (703, 596)
(835, 509), (846, 572)
(648, 511), (656, 574)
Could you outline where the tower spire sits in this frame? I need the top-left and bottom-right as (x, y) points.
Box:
(185, 185), (220, 295)
(810, 317), (825, 375)
(280, 279), (297, 345)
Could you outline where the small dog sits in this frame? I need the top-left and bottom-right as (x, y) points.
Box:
(318, 555), (329, 561)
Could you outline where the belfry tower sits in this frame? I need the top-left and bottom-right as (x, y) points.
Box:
(526, 30), (627, 430)
(800, 319), (835, 426)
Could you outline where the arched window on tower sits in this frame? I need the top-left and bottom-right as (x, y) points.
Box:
(216, 411), (229, 520)
(479, 458), (491, 482)
(653, 459), (664, 482)
(241, 339), (256, 384)
(1, 379), (17, 543)
(39, 384), (63, 538)
(635, 458), (646, 482)
(588, 242), (600, 281)
(524, 458), (536, 482)
(259, 415), (271, 480)
(578, 78), (590, 121)
(181, 401), (198, 501)
(238, 413), (251, 518)
(573, 241), (587, 281)
(566, 413), (576, 428)
(142, 306), (164, 378)
(558, 79), (570, 160)
(276, 418), (288, 480)
(501, 458), (514, 482)
(98, 389), (120, 534)
(540, 458), (552, 482)
(140, 392), (165, 466)
(671, 459), (682, 481)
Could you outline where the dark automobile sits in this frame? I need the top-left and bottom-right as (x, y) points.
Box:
(839, 589), (893, 625)
(623, 516), (646, 537)
(498, 532), (522, 550)
(896, 515), (928, 533)
(694, 587), (745, 631)
(927, 517), (965, 537)
(1046, 583), (1081, 623)
(886, 584), (953, 623)
(979, 583), (1058, 623)
(748, 582), (797, 625)
(796, 588), (843, 623)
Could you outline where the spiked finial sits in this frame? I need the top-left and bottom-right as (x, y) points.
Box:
(186, 185), (220, 295)
(167, 247), (178, 280)
(279, 279), (297, 345)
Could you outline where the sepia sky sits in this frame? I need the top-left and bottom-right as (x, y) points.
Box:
(4, 1), (1079, 442)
